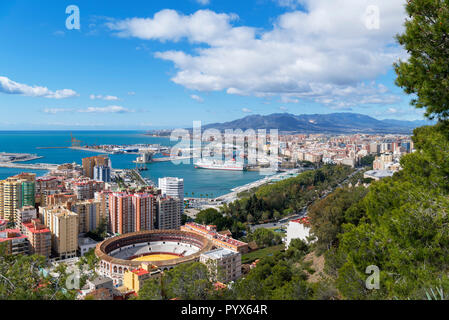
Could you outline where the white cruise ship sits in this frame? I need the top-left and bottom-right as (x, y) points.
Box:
(194, 158), (247, 171)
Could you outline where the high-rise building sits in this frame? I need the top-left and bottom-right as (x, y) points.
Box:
(22, 219), (51, 259)
(158, 177), (184, 215)
(82, 156), (110, 179)
(95, 191), (112, 232)
(41, 206), (79, 259)
(156, 196), (182, 230)
(71, 199), (104, 234)
(0, 179), (21, 221)
(0, 173), (36, 221)
(94, 165), (111, 183)
(109, 192), (155, 235)
(15, 206), (37, 233)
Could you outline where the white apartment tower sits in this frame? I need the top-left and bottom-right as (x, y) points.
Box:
(158, 177), (184, 214)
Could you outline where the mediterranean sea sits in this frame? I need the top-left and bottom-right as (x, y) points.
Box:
(0, 131), (265, 198)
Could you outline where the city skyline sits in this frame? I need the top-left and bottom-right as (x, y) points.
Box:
(0, 0), (425, 130)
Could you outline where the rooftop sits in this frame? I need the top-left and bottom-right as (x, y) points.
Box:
(291, 217), (310, 225)
(364, 170), (395, 179)
(22, 221), (50, 234)
(132, 268), (150, 277)
(0, 229), (27, 242)
(89, 276), (113, 287)
(202, 248), (239, 259)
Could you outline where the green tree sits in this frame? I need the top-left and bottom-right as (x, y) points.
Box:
(395, 0), (449, 120)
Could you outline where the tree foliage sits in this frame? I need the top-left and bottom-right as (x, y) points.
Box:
(395, 0), (449, 120)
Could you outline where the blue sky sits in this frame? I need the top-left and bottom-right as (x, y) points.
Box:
(0, 0), (423, 130)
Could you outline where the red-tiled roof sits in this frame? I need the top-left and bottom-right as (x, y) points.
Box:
(291, 217), (310, 225)
(0, 229), (27, 241)
(132, 268), (149, 276)
(22, 222), (50, 234)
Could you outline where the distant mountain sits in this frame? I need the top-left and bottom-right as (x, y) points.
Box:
(202, 113), (433, 134)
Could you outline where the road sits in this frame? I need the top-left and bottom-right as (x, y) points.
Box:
(249, 167), (364, 232)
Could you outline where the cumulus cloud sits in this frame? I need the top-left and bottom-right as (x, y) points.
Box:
(196, 0), (210, 5)
(108, 1), (407, 108)
(0, 76), (78, 99)
(190, 94), (204, 103)
(242, 108), (252, 113)
(89, 94), (120, 101)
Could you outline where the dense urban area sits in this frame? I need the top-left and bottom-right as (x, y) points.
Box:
(1, 0), (449, 302)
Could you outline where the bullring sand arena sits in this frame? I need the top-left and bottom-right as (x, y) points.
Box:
(95, 230), (214, 284)
(132, 253), (180, 262)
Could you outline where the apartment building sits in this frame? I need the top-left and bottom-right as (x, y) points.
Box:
(109, 192), (155, 235)
(14, 206), (37, 233)
(41, 206), (79, 259)
(0, 173), (36, 221)
(71, 199), (103, 234)
(0, 229), (29, 256)
(158, 177), (184, 214)
(200, 248), (242, 283)
(82, 156), (110, 179)
(22, 219), (51, 259)
(156, 196), (182, 230)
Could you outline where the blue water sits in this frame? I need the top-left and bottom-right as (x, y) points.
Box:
(0, 131), (263, 197)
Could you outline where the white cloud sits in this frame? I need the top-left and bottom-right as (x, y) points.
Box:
(242, 108), (252, 113)
(196, 0), (210, 5)
(90, 94), (120, 101)
(280, 106), (288, 111)
(0, 76), (78, 99)
(190, 94), (204, 103)
(44, 105), (133, 114)
(44, 108), (74, 114)
(128, 91), (136, 96)
(107, 9), (240, 44)
(78, 106), (133, 113)
(108, 1), (407, 108)
(275, 0), (301, 9)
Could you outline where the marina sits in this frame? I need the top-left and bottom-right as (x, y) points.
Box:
(0, 131), (269, 198)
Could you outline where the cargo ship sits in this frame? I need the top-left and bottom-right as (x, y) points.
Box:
(194, 158), (247, 171)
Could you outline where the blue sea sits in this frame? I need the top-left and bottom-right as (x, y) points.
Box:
(0, 131), (264, 197)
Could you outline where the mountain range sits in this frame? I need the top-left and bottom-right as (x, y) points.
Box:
(202, 113), (434, 134)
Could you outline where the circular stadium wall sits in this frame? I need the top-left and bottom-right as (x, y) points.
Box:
(95, 230), (213, 285)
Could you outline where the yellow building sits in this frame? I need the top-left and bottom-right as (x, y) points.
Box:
(70, 199), (103, 234)
(41, 206), (79, 259)
(123, 264), (160, 294)
(0, 178), (21, 221)
(0, 173), (36, 221)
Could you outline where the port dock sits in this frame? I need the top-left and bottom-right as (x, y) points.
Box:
(0, 162), (59, 170)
